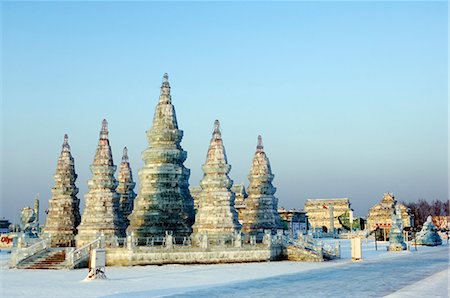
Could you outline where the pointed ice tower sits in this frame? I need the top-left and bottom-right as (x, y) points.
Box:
(241, 135), (282, 240)
(43, 134), (81, 247)
(192, 120), (241, 244)
(76, 120), (125, 247)
(127, 74), (195, 241)
(415, 216), (442, 246)
(388, 203), (407, 251)
(116, 147), (136, 229)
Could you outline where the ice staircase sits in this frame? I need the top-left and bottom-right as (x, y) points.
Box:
(16, 248), (67, 269)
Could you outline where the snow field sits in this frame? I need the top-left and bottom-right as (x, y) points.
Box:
(0, 239), (448, 298)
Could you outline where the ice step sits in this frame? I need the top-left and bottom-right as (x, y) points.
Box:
(17, 249), (67, 269)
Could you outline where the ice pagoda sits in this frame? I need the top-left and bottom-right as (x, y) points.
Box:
(127, 73), (195, 242)
(241, 135), (282, 240)
(415, 216), (442, 246)
(76, 120), (126, 247)
(191, 120), (241, 244)
(43, 134), (81, 247)
(116, 147), (136, 229)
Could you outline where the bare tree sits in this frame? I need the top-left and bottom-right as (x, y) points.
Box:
(403, 199), (449, 228)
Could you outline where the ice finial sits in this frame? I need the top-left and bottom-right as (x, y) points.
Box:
(100, 119), (109, 139)
(62, 134), (71, 152)
(160, 73), (171, 102)
(213, 119), (222, 138)
(256, 135), (264, 152)
(122, 146), (129, 162)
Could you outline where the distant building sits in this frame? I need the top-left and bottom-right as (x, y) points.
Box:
(0, 218), (11, 234)
(367, 193), (412, 240)
(278, 208), (308, 236)
(304, 198), (352, 234)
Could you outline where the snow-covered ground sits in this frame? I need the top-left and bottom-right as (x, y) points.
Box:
(0, 240), (448, 297)
(385, 269), (449, 298)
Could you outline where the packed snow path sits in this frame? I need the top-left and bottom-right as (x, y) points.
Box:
(163, 246), (448, 298)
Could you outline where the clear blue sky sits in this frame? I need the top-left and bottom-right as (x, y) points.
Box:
(1, 1), (448, 223)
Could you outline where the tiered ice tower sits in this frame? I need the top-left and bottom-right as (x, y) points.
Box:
(76, 120), (126, 247)
(127, 74), (194, 241)
(241, 135), (282, 240)
(192, 120), (241, 244)
(43, 134), (81, 247)
(116, 147), (136, 229)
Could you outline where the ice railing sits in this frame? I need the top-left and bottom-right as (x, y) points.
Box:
(9, 235), (51, 267)
(124, 236), (191, 247)
(111, 230), (284, 249)
(321, 241), (341, 259)
(289, 234), (340, 259)
(289, 234), (321, 251)
(66, 237), (102, 269)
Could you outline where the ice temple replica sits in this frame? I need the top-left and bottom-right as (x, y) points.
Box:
(10, 73), (340, 269)
(415, 216), (442, 246)
(304, 198), (351, 235)
(367, 193), (411, 238)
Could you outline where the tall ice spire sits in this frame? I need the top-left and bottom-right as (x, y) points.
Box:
(240, 135), (282, 240)
(76, 120), (126, 247)
(43, 134), (81, 247)
(256, 135), (264, 152)
(117, 146), (136, 229)
(62, 134), (70, 151)
(127, 73), (195, 241)
(191, 120), (241, 244)
(159, 73), (171, 104)
(100, 119), (108, 139)
(122, 146), (129, 162)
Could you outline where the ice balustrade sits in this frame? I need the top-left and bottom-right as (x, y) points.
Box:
(289, 233), (341, 259)
(111, 230), (285, 249)
(66, 237), (102, 268)
(322, 242), (341, 259)
(10, 234), (52, 267)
